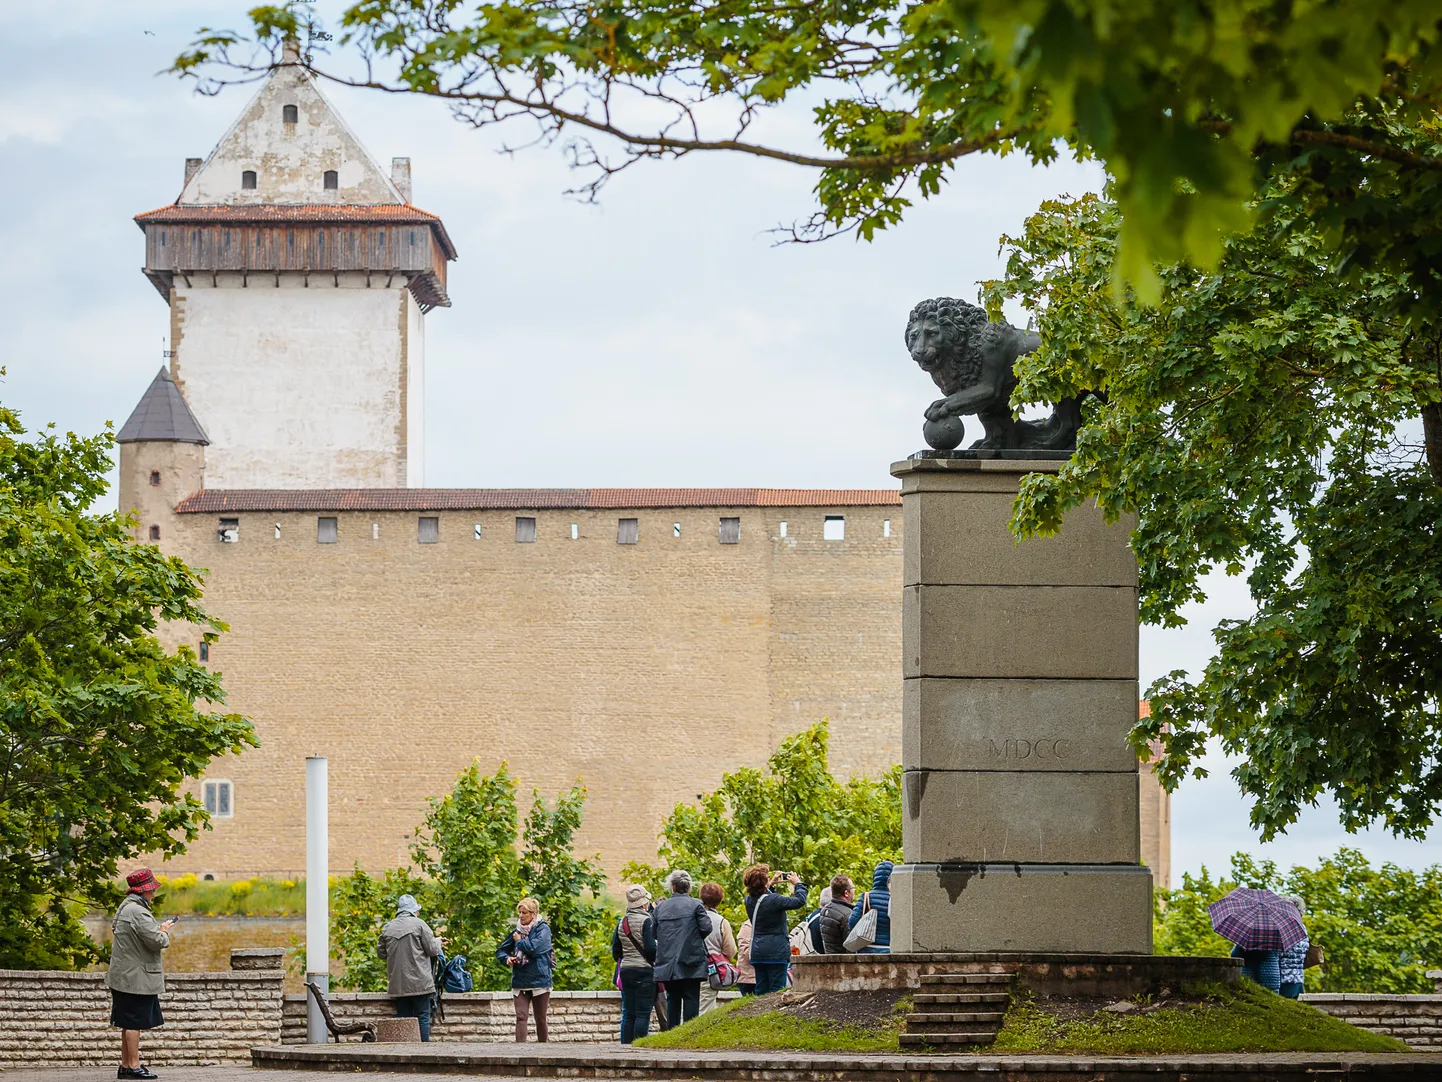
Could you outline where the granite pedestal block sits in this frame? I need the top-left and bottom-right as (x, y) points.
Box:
(890, 457), (1151, 955)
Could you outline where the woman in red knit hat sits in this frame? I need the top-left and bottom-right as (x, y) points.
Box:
(106, 868), (176, 1080)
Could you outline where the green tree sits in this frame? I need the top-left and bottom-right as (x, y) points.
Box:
(1155, 850), (1442, 993)
(981, 177), (1441, 840)
(177, 3), (1442, 287)
(329, 761), (615, 991)
(0, 403), (255, 968)
(622, 721), (900, 929)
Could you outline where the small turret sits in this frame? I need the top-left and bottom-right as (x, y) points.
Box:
(117, 367), (208, 545)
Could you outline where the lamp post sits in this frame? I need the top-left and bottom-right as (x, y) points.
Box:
(305, 756), (329, 1043)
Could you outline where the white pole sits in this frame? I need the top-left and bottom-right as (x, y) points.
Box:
(305, 756), (329, 1043)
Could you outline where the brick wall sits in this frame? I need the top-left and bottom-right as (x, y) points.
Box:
(281, 989), (738, 1043)
(1303, 994), (1442, 1049)
(0, 953), (283, 1067)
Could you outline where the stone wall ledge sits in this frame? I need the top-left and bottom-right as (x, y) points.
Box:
(1302, 993), (1442, 1003)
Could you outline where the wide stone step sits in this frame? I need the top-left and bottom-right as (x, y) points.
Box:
(905, 1011), (1006, 1026)
(912, 992), (1011, 1005)
(919, 973), (1013, 986)
(899, 1032), (998, 1046)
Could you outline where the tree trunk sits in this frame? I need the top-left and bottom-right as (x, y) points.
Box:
(1425, 401), (1442, 487)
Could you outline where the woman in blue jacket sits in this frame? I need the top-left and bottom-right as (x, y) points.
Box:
(743, 864), (809, 995)
(847, 860), (893, 954)
(496, 897), (553, 1041)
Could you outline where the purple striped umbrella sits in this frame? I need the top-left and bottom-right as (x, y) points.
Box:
(1208, 887), (1306, 951)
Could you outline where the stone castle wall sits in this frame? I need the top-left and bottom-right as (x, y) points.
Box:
(1303, 994), (1442, 1050)
(150, 500), (906, 879)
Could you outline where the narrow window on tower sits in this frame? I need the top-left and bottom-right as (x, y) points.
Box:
(719, 517), (741, 544)
(884, 519), (892, 538)
(515, 517), (537, 543)
(779, 521), (788, 538)
(274, 523), (281, 540)
(373, 523), (380, 541)
(323, 170), (338, 190)
(824, 515), (846, 541)
(673, 523), (681, 538)
(418, 517), (440, 544)
(570, 523), (579, 540)
(317, 517), (338, 544)
(241, 169), (257, 189)
(218, 517), (239, 543)
(282, 104), (298, 124)
(474, 524), (483, 540)
(199, 642), (209, 662)
(148, 525), (161, 541)
(617, 518), (639, 545)
(149, 470), (161, 487)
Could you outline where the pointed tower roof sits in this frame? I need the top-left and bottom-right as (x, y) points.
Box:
(117, 368), (209, 445)
(177, 59), (405, 207)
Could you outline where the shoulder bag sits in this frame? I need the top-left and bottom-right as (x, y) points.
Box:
(842, 893), (878, 953)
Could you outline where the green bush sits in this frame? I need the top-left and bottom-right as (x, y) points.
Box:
(622, 720), (901, 931)
(329, 762), (614, 991)
(1154, 849), (1442, 992)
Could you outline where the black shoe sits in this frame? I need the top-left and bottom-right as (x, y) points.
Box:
(118, 1067), (157, 1080)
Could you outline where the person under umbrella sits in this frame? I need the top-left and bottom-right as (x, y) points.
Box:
(1209, 887), (1306, 994)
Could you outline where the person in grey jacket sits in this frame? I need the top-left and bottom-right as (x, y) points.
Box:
(107, 868), (176, 1081)
(378, 894), (443, 1041)
(651, 870), (712, 1028)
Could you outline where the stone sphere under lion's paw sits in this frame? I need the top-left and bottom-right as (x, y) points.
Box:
(923, 414), (966, 451)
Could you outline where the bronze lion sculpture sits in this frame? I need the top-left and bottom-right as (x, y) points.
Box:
(906, 297), (1083, 451)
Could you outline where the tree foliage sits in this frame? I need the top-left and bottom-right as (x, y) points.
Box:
(1155, 849), (1442, 993)
(0, 402), (255, 969)
(621, 721), (901, 930)
(982, 175), (1442, 840)
(178, 3), (1442, 283)
(330, 762), (613, 991)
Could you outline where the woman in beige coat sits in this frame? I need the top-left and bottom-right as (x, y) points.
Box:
(106, 868), (176, 1080)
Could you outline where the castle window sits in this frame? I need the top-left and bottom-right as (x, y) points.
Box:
(323, 170), (338, 190)
(824, 515), (846, 541)
(673, 523), (681, 538)
(148, 525), (161, 541)
(282, 104), (298, 124)
(241, 169), (257, 189)
(199, 642), (209, 662)
(218, 517), (239, 543)
(474, 524), (483, 540)
(719, 517), (740, 544)
(570, 523), (579, 540)
(409, 231), (416, 245)
(418, 517), (440, 544)
(884, 519), (892, 538)
(203, 779), (233, 818)
(515, 517), (536, 543)
(160, 230), (166, 245)
(373, 523), (380, 540)
(317, 517), (338, 544)
(274, 524), (281, 539)
(779, 520), (788, 538)
(617, 518), (639, 545)
(149, 470), (161, 487)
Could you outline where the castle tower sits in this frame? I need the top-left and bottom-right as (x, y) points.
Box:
(117, 367), (208, 543)
(134, 49), (456, 489)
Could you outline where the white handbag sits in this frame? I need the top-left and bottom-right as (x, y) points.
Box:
(843, 895), (878, 953)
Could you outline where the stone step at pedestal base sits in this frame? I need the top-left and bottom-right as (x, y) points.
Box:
(912, 991), (1011, 1006)
(905, 1011), (1007, 1028)
(903, 972), (1013, 1049)
(919, 973), (1014, 986)
(899, 1032), (998, 1047)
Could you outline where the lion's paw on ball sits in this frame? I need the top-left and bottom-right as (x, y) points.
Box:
(923, 414), (966, 451)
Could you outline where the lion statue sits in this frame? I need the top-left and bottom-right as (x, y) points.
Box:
(905, 296), (1083, 451)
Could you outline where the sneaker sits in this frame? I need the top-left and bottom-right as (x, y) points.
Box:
(118, 1067), (158, 1080)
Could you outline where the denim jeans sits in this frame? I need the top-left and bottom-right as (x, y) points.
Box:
(618, 967), (655, 1043)
(753, 962), (788, 996)
(665, 977), (702, 1028)
(394, 993), (432, 1041)
(1280, 981), (1304, 999)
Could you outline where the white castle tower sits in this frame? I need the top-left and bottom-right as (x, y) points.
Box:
(133, 46), (455, 489)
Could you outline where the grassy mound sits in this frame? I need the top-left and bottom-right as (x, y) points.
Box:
(639, 983), (1408, 1055)
(992, 982), (1406, 1054)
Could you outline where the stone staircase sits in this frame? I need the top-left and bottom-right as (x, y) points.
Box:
(900, 972), (1013, 1048)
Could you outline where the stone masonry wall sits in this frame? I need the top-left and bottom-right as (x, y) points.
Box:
(0, 968), (282, 1067)
(1302, 994), (1442, 1050)
(280, 989), (740, 1043)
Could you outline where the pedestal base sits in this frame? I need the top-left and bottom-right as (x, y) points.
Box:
(890, 863), (1153, 954)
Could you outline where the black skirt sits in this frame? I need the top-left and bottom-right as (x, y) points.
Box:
(110, 989), (164, 1030)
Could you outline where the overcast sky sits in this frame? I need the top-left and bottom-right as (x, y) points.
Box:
(3, 1), (1436, 884)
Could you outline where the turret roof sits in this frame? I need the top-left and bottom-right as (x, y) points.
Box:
(117, 368), (210, 445)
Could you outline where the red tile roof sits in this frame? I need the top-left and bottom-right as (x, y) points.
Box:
(134, 203), (457, 259)
(175, 488), (901, 513)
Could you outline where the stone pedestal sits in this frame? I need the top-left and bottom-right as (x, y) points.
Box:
(889, 455), (1152, 954)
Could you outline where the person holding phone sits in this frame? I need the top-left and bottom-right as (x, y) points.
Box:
(743, 864), (808, 995)
(107, 868), (177, 1080)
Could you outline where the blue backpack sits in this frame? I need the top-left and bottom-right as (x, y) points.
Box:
(440, 951), (474, 993)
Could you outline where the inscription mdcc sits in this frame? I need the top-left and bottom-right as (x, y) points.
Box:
(987, 737), (1074, 761)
